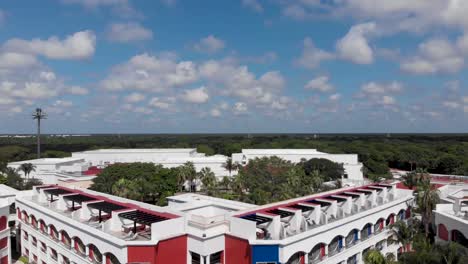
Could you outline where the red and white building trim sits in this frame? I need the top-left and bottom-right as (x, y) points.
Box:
(12, 182), (414, 264)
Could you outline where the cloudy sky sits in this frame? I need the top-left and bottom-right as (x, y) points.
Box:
(1, 0), (468, 133)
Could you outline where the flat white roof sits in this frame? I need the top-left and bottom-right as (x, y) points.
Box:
(0, 184), (18, 197)
(74, 148), (197, 154)
(241, 149), (326, 155)
(166, 193), (256, 211)
(8, 157), (84, 165)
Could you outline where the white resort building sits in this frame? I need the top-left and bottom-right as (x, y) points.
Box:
(3, 181), (416, 264)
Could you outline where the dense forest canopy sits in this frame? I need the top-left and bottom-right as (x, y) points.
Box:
(0, 134), (467, 181)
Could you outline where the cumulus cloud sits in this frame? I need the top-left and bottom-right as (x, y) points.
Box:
(106, 22), (153, 43)
(304, 76), (334, 92)
(279, 1), (468, 33)
(3, 30), (96, 60)
(336, 22), (377, 65)
(181, 86), (209, 104)
(401, 38), (464, 74)
(296, 37), (334, 69)
(193, 35), (225, 54)
(100, 53), (198, 92)
(148, 96), (176, 110)
(67, 86), (89, 95)
(0, 52), (38, 69)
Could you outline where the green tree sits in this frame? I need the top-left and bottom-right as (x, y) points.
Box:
(401, 168), (430, 190)
(112, 178), (140, 200)
(18, 163), (36, 179)
(390, 221), (415, 253)
(220, 176), (231, 190)
(364, 249), (387, 264)
(222, 157), (240, 177)
(198, 167), (217, 193)
(179, 162), (197, 192)
(416, 178), (440, 237)
(299, 158), (345, 181)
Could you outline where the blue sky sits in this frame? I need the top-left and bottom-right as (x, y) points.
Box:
(1, 0), (468, 133)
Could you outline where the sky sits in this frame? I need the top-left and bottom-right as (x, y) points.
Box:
(1, 0), (468, 134)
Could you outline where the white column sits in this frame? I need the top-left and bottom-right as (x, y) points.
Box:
(206, 255), (210, 264)
(304, 253), (309, 264)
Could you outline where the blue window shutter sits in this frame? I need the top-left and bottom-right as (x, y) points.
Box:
(368, 225), (371, 235)
(354, 230), (358, 241)
(338, 238), (343, 249)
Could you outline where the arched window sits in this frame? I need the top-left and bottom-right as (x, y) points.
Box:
(105, 253), (121, 264)
(374, 218), (384, 233)
(452, 230), (468, 245)
(329, 236), (344, 256)
(30, 215), (38, 229)
(398, 209), (405, 220)
(286, 252), (305, 264)
(49, 225), (59, 240)
(74, 237), (86, 256)
(61, 231), (71, 248)
(386, 214), (395, 226)
(361, 223), (372, 240)
(39, 220), (47, 234)
(89, 244), (103, 263)
(309, 243), (326, 262)
(438, 224), (449, 241)
(346, 229), (359, 247)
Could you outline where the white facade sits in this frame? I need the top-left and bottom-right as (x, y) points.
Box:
(0, 199), (11, 264)
(434, 184), (468, 245)
(232, 149), (364, 182)
(7, 158), (88, 184)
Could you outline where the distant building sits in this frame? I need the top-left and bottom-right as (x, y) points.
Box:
(232, 149), (364, 183)
(11, 182), (413, 264)
(8, 148), (365, 186)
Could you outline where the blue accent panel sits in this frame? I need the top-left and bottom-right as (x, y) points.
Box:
(354, 230), (358, 241)
(251, 245), (279, 264)
(368, 225), (372, 235)
(338, 238), (343, 249)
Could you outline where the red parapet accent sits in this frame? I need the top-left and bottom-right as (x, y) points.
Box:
(438, 224), (449, 241)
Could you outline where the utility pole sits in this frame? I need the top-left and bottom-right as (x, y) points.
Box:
(33, 108), (47, 159)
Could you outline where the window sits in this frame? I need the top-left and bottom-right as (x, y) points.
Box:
(191, 252), (201, 264)
(210, 251), (223, 264)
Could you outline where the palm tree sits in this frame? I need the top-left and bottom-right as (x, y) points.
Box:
(310, 170), (324, 192)
(222, 157), (240, 177)
(390, 220), (415, 253)
(220, 176), (231, 191)
(198, 167), (217, 193)
(111, 178), (139, 200)
(436, 242), (468, 264)
(18, 163), (36, 179)
(401, 168), (430, 190)
(416, 178), (440, 237)
(32, 108), (47, 159)
(179, 162), (197, 192)
(364, 249), (387, 264)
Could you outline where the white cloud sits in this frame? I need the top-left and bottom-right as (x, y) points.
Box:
(329, 93), (341, 101)
(242, 0), (263, 13)
(193, 35), (225, 54)
(40, 71), (56, 81)
(3, 30), (96, 60)
(53, 100), (73, 107)
(401, 38), (464, 74)
(336, 22), (377, 65)
(181, 86), (209, 104)
(124, 92), (145, 103)
(210, 108), (221, 117)
(148, 96), (176, 110)
(304, 76), (334, 92)
(296, 37), (334, 69)
(106, 22), (153, 43)
(100, 53), (198, 92)
(67, 86), (89, 95)
(233, 102), (248, 115)
(442, 101), (460, 109)
(279, 1), (468, 33)
(0, 52), (38, 69)
(360, 81), (403, 95)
